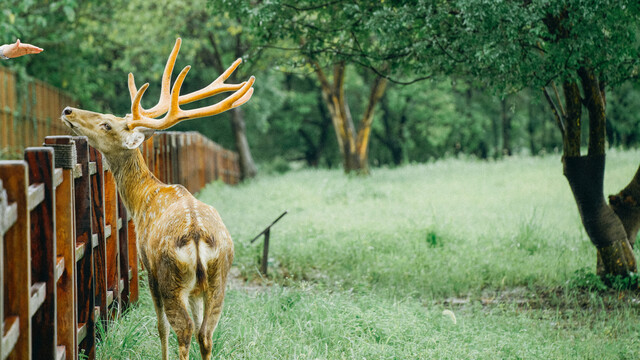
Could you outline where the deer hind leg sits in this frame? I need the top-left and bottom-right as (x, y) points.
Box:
(164, 295), (194, 360)
(197, 275), (226, 360)
(189, 295), (204, 334)
(149, 278), (170, 360)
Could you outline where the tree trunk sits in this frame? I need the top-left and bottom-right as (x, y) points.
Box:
(376, 93), (406, 166)
(527, 94), (537, 155)
(501, 97), (512, 156)
(313, 61), (387, 175)
(230, 108), (257, 179)
(563, 155), (637, 279)
(298, 94), (331, 167)
(545, 74), (638, 283)
(203, 32), (258, 180)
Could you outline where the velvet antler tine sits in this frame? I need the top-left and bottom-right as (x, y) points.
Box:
(231, 87), (254, 108)
(219, 58), (243, 82)
(177, 58), (245, 105)
(139, 38), (182, 118)
(129, 83), (150, 126)
(180, 76), (255, 120)
(128, 73), (138, 102)
(127, 39), (254, 131)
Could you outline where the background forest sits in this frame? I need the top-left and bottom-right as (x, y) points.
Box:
(4, 0), (640, 174)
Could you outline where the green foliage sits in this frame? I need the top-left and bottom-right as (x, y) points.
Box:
(364, 0), (640, 91)
(567, 268), (608, 292)
(607, 272), (640, 290)
(607, 82), (640, 148)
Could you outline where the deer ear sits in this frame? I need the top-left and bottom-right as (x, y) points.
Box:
(137, 126), (156, 141)
(123, 130), (146, 149)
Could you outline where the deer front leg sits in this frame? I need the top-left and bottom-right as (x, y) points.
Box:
(164, 296), (194, 360)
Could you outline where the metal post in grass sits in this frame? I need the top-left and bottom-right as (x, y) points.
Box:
(250, 210), (288, 276)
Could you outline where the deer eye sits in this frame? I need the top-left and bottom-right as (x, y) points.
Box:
(101, 123), (112, 131)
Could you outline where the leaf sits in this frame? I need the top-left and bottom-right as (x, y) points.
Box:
(63, 5), (75, 22)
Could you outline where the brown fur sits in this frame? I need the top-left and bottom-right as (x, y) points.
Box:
(62, 107), (233, 360)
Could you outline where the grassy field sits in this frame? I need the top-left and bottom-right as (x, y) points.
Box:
(97, 151), (640, 359)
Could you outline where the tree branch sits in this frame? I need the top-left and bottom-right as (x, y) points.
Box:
(542, 86), (565, 136)
(551, 81), (565, 117)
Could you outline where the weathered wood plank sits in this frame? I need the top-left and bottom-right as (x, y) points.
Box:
(29, 282), (47, 317)
(0, 161), (32, 360)
(56, 346), (65, 360)
(106, 290), (114, 307)
(76, 323), (86, 344)
(103, 169), (119, 315)
(117, 196), (130, 308)
(54, 168), (63, 188)
(72, 137), (95, 360)
(27, 183), (44, 211)
(56, 257), (65, 282)
(45, 136), (79, 360)
(25, 147), (58, 360)
(2, 203), (17, 237)
(2, 316), (20, 360)
(127, 220), (139, 303)
(75, 243), (86, 262)
(72, 164), (82, 179)
(89, 147), (108, 326)
(0, 180), (4, 359)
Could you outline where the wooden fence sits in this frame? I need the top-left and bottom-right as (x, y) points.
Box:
(0, 132), (239, 360)
(0, 66), (75, 156)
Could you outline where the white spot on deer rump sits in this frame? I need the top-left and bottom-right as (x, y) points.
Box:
(198, 240), (218, 271)
(175, 241), (197, 266)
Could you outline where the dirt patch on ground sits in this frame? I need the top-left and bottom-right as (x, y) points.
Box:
(438, 286), (640, 312)
(227, 267), (272, 294)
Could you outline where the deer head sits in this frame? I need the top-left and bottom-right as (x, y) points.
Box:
(61, 38), (255, 155)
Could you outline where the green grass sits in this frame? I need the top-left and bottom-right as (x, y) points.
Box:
(97, 151), (640, 359)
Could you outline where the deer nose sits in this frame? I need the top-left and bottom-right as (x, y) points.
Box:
(62, 107), (73, 116)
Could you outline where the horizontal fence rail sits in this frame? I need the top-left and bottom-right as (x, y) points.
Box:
(0, 67), (75, 157)
(1, 131), (239, 359)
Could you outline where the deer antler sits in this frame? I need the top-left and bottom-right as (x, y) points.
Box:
(127, 38), (255, 130)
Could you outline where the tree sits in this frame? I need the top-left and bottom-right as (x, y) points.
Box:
(362, 0), (640, 282)
(217, 0), (393, 174)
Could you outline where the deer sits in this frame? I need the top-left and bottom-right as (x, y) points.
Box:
(60, 38), (254, 360)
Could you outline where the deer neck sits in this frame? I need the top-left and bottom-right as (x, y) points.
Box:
(103, 148), (163, 220)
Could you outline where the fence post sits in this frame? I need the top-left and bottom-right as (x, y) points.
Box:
(0, 161), (32, 360)
(89, 148), (108, 326)
(127, 219), (139, 303)
(73, 136), (95, 360)
(24, 147), (57, 360)
(250, 211), (288, 277)
(103, 162), (119, 318)
(45, 135), (79, 360)
(117, 196), (130, 308)
(0, 180), (4, 360)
